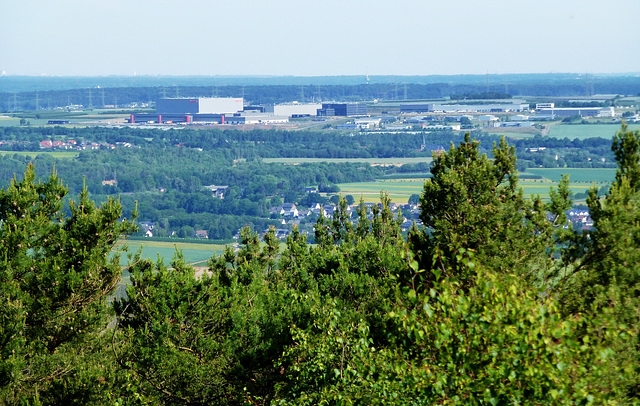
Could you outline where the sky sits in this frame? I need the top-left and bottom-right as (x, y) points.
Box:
(1, 0), (639, 77)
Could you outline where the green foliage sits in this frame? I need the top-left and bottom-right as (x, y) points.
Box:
(389, 265), (633, 405)
(114, 228), (311, 404)
(559, 124), (640, 313)
(612, 122), (640, 190)
(408, 193), (420, 205)
(552, 123), (640, 398)
(417, 134), (555, 286)
(344, 194), (355, 205)
(276, 250), (634, 405)
(1, 124), (640, 404)
(0, 164), (136, 403)
(114, 255), (236, 404)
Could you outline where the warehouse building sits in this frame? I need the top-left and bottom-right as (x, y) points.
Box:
(535, 107), (614, 119)
(399, 102), (528, 114)
(128, 97), (244, 124)
(317, 103), (368, 117)
(156, 97), (244, 115)
(270, 103), (322, 117)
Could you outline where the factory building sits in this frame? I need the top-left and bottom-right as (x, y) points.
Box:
(317, 103), (368, 117)
(400, 103), (435, 113)
(535, 107), (614, 119)
(128, 97), (244, 124)
(156, 97), (244, 115)
(270, 103), (322, 117)
(400, 103), (529, 114)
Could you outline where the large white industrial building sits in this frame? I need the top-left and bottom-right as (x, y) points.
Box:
(272, 103), (322, 117)
(156, 97), (244, 115)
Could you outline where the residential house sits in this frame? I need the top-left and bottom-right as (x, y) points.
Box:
(280, 203), (299, 218)
(139, 221), (154, 237)
(204, 185), (229, 199)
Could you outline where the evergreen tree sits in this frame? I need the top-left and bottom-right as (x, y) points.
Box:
(0, 164), (136, 403)
(556, 124), (640, 396)
(415, 134), (557, 287)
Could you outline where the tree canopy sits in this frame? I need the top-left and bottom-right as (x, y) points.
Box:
(0, 125), (639, 404)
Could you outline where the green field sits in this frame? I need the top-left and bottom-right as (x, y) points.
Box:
(519, 181), (595, 198)
(523, 168), (616, 184)
(263, 157), (433, 165)
(338, 179), (427, 203)
(0, 150), (79, 158)
(115, 240), (228, 267)
(338, 167), (615, 203)
(547, 124), (639, 140)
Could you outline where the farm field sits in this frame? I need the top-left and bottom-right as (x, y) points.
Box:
(547, 124), (639, 140)
(263, 157), (433, 166)
(337, 179), (426, 203)
(523, 168), (616, 184)
(111, 240), (230, 300)
(115, 240), (228, 267)
(339, 167), (615, 203)
(484, 126), (542, 137)
(0, 150), (79, 158)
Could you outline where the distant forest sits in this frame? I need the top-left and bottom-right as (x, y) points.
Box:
(2, 73), (640, 111)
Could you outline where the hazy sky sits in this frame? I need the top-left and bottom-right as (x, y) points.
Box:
(2, 0), (639, 77)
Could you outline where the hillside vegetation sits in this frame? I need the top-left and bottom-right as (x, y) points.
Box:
(0, 124), (639, 404)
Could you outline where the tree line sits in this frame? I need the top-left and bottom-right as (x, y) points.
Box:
(0, 125), (623, 239)
(3, 73), (640, 111)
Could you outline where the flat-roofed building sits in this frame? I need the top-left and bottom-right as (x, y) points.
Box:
(535, 107), (608, 118)
(273, 103), (322, 117)
(129, 97), (244, 124)
(156, 97), (243, 115)
(317, 103), (367, 117)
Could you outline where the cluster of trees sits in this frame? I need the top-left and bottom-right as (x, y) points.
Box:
(0, 126), (449, 239)
(1, 125), (639, 404)
(0, 125), (625, 240)
(0, 126), (441, 158)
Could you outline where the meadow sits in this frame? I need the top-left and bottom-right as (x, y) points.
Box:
(0, 150), (79, 158)
(115, 240), (228, 267)
(546, 124), (639, 140)
(338, 179), (425, 203)
(263, 157), (433, 165)
(523, 167), (616, 184)
(338, 167), (615, 203)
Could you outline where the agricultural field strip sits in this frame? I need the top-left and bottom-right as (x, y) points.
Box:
(263, 157), (433, 165)
(525, 168), (615, 183)
(338, 168), (613, 202)
(115, 240), (227, 266)
(547, 124), (640, 140)
(339, 180), (597, 192)
(0, 151), (79, 158)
